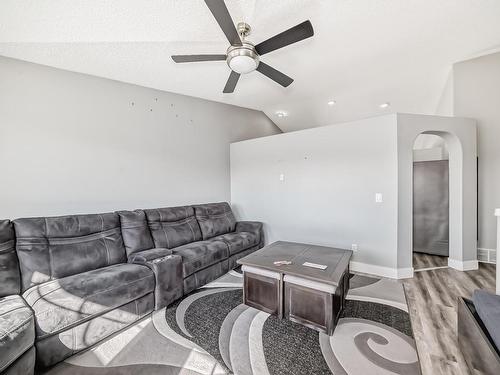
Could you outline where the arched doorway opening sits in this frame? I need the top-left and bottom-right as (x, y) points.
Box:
(396, 114), (477, 277)
(409, 130), (472, 271)
(412, 134), (450, 270)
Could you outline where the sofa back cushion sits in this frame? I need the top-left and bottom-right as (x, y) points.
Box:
(144, 206), (202, 249)
(14, 213), (126, 291)
(117, 210), (155, 257)
(193, 202), (236, 240)
(0, 220), (21, 297)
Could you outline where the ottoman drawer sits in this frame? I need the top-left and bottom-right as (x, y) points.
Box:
(242, 266), (282, 317)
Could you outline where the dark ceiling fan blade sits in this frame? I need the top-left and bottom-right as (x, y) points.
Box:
(223, 70), (240, 93)
(204, 0), (242, 46)
(255, 20), (314, 56)
(256, 62), (293, 87)
(171, 54), (226, 63)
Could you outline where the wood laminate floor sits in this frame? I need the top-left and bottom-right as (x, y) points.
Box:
(403, 263), (496, 375)
(413, 252), (449, 270)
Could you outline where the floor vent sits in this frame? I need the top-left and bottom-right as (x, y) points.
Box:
(478, 248), (496, 264)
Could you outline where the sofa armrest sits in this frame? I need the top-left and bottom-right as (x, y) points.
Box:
(128, 249), (183, 310)
(235, 221), (264, 248)
(128, 248), (172, 263)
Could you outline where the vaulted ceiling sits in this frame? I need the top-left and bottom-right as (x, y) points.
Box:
(1, 0), (499, 132)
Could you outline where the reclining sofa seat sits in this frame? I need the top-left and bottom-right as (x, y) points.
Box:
(193, 203), (264, 269)
(13, 213), (156, 368)
(119, 202), (264, 295)
(0, 220), (35, 375)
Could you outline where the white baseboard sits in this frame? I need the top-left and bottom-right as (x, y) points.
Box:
(396, 267), (414, 279)
(350, 261), (414, 279)
(448, 258), (479, 271)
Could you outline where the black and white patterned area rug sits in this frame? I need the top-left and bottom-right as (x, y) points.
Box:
(45, 270), (420, 375)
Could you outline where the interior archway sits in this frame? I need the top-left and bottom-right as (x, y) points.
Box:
(412, 134), (450, 270)
(411, 130), (466, 270)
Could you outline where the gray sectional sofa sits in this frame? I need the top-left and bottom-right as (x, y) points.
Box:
(0, 202), (263, 373)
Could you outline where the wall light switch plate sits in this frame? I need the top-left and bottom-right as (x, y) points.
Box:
(351, 244), (358, 251)
(279, 173), (285, 182)
(375, 193), (383, 203)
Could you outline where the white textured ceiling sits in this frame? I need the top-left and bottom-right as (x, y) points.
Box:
(1, 0), (500, 132)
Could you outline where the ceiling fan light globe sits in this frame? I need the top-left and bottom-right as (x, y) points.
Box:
(226, 42), (259, 74)
(228, 55), (259, 74)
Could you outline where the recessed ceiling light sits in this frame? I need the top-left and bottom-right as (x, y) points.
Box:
(327, 100), (336, 106)
(379, 102), (391, 109)
(276, 111), (288, 118)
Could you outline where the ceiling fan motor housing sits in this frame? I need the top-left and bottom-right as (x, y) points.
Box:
(226, 42), (259, 74)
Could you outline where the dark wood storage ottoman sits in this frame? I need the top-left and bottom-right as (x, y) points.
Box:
(284, 269), (349, 335)
(238, 241), (352, 335)
(242, 266), (282, 317)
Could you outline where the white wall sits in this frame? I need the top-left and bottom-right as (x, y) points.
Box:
(453, 52), (500, 252)
(231, 115), (400, 276)
(0, 56), (281, 218)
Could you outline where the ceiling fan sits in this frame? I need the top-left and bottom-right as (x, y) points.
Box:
(171, 0), (314, 93)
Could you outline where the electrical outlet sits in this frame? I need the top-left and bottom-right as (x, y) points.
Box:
(351, 244), (358, 252)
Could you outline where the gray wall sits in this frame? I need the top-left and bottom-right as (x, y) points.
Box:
(0, 56), (281, 218)
(231, 115), (400, 275)
(453, 52), (500, 251)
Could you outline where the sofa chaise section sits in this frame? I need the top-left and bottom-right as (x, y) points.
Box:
(0, 220), (35, 375)
(14, 213), (155, 368)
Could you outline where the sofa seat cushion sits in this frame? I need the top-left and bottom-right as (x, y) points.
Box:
(172, 240), (229, 278)
(0, 295), (35, 372)
(212, 231), (259, 256)
(473, 289), (500, 350)
(23, 263), (155, 339)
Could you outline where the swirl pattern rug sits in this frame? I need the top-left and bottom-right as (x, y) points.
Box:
(45, 270), (420, 375)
